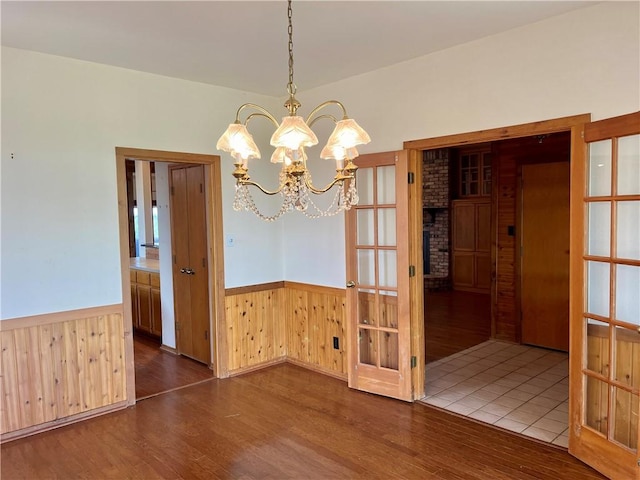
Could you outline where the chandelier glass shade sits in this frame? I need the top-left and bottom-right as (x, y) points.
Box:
(216, 0), (370, 221)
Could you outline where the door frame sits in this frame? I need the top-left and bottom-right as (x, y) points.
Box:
(115, 147), (227, 406)
(403, 113), (590, 397)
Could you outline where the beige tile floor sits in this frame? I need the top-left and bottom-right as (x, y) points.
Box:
(422, 339), (569, 447)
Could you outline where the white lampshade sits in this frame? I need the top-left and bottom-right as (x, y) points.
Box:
(325, 118), (371, 149)
(320, 144), (359, 161)
(216, 123), (261, 160)
(270, 116), (319, 150)
(271, 147), (307, 165)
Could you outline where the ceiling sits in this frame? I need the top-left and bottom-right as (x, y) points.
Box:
(1, 1), (594, 97)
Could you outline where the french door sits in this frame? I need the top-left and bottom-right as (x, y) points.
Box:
(570, 111), (640, 479)
(345, 151), (413, 401)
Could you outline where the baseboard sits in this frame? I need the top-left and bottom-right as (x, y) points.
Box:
(0, 401), (128, 444)
(286, 357), (347, 381)
(227, 357), (287, 377)
(160, 344), (179, 355)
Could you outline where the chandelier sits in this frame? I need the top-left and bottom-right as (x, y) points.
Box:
(216, 0), (370, 221)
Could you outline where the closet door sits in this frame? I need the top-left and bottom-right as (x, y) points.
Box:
(170, 165), (211, 365)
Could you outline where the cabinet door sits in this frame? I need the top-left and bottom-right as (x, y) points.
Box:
(151, 287), (162, 337)
(130, 283), (139, 329)
(137, 284), (152, 333)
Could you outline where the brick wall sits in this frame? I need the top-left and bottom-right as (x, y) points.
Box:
(423, 149), (451, 291)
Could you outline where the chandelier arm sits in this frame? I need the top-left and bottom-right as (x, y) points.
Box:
(238, 178), (288, 196)
(235, 103), (280, 127)
(305, 100), (348, 124)
(304, 175), (351, 195)
(307, 113), (339, 128)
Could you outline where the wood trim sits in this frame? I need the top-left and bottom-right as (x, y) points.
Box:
(403, 114), (591, 150)
(408, 149), (425, 399)
(225, 281), (286, 297)
(115, 147), (217, 165)
(286, 357), (348, 381)
(284, 281), (345, 296)
(1, 401), (127, 444)
(225, 281), (346, 299)
(0, 304), (123, 330)
(583, 111), (640, 143)
(115, 147), (226, 402)
(159, 344), (179, 355)
(227, 356), (287, 377)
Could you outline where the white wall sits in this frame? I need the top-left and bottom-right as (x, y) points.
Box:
(1, 2), (638, 318)
(0, 47), (283, 319)
(283, 1), (640, 287)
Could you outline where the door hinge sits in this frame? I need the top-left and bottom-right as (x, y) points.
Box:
(409, 265), (416, 277)
(411, 356), (417, 368)
(172, 254), (176, 264)
(204, 330), (208, 340)
(170, 186), (174, 195)
(408, 172), (415, 184)
(202, 258), (206, 267)
(175, 321), (181, 331)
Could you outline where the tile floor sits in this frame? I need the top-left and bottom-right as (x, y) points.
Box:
(422, 339), (570, 447)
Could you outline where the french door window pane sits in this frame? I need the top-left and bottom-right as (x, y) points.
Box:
(617, 134), (640, 195)
(587, 261), (610, 317)
(587, 202), (611, 257)
(589, 140), (612, 197)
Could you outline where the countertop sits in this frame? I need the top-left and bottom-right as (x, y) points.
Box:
(129, 257), (160, 273)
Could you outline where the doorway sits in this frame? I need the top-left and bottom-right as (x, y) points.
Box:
(418, 128), (573, 446)
(115, 147), (226, 405)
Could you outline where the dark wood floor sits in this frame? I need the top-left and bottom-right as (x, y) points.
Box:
(425, 289), (492, 363)
(2, 363), (603, 479)
(134, 334), (213, 400)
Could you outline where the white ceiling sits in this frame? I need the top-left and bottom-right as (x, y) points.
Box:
(1, 1), (594, 97)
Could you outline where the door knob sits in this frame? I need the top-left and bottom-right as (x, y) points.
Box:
(346, 281), (356, 288)
(186, 268), (195, 275)
(180, 268), (187, 274)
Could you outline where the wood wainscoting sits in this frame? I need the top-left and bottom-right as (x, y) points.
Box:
(285, 282), (347, 379)
(0, 305), (128, 442)
(224, 282), (347, 379)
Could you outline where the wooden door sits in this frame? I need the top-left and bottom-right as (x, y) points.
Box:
(520, 162), (570, 351)
(170, 165), (211, 365)
(569, 112), (640, 480)
(452, 199), (490, 292)
(346, 151), (412, 401)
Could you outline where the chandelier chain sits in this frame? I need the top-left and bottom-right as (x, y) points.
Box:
(287, 0), (294, 93)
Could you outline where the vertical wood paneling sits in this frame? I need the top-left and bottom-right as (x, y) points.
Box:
(0, 312), (126, 436)
(494, 152), (517, 342)
(225, 283), (346, 377)
(1, 330), (21, 432)
(286, 285), (346, 377)
(225, 288), (286, 372)
(37, 324), (58, 423)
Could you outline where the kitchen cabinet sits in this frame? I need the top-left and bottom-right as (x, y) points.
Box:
(130, 268), (162, 337)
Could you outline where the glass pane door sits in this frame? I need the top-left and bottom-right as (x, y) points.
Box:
(346, 151), (411, 401)
(572, 113), (640, 480)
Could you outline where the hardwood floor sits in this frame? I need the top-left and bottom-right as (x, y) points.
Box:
(134, 334), (213, 400)
(425, 289), (491, 363)
(1, 364), (603, 479)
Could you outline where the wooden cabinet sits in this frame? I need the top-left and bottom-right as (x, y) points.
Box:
(458, 149), (491, 197)
(452, 199), (491, 293)
(130, 268), (162, 337)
